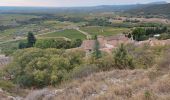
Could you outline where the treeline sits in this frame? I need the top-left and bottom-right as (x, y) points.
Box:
(123, 19), (140, 23)
(138, 23), (163, 27)
(87, 18), (112, 26)
(127, 26), (169, 41)
(17, 15), (86, 25)
(56, 16), (86, 23)
(86, 18), (166, 28)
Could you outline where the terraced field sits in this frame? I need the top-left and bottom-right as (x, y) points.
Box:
(80, 26), (130, 36)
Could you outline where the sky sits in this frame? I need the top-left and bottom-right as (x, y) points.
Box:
(0, 0), (169, 7)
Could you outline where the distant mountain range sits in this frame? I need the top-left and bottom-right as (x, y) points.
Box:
(147, 1), (168, 4)
(127, 3), (170, 18)
(0, 1), (169, 16)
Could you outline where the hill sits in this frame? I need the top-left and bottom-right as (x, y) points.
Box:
(0, 5), (141, 14)
(127, 3), (170, 18)
(148, 1), (168, 4)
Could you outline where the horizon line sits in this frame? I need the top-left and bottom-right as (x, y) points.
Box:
(0, 2), (169, 8)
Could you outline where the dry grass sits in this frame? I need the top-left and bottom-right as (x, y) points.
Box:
(42, 67), (169, 100)
(152, 74), (170, 94)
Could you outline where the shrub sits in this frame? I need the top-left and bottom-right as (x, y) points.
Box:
(113, 44), (134, 69)
(144, 90), (157, 100)
(127, 44), (156, 69)
(157, 33), (170, 40)
(4, 48), (86, 88)
(0, 80), (15, 92)
(65, 64), (99, 80)
(96, 55), (115, 71)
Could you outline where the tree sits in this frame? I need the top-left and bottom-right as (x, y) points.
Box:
(132, 28), (147, 41)
(93, 35), (101, 59)
(130, 26), (168, 41)
(27, 32), (36, 47)
(113, 44), (134, 69)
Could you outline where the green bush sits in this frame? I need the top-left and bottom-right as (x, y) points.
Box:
(4, 48), (86, 88)
(113, 44), (134, 69)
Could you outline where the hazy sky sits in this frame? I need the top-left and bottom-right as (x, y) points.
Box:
(0, 0), (169, 7)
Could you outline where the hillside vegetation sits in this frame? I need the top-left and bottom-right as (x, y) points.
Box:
(1, 43), (170, 99)
(0, 2), (170, 100)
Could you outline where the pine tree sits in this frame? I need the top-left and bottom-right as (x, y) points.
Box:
(93, 35), (101, 59)
(113, 44), (134, 69)
(27, 32), (36, 47)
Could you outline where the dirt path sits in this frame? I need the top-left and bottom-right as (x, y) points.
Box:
(75, 28), (92, 39)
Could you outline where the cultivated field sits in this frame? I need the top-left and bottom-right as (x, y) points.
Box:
(80, 26), (129, 36)
(39, 29), (86, 40)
